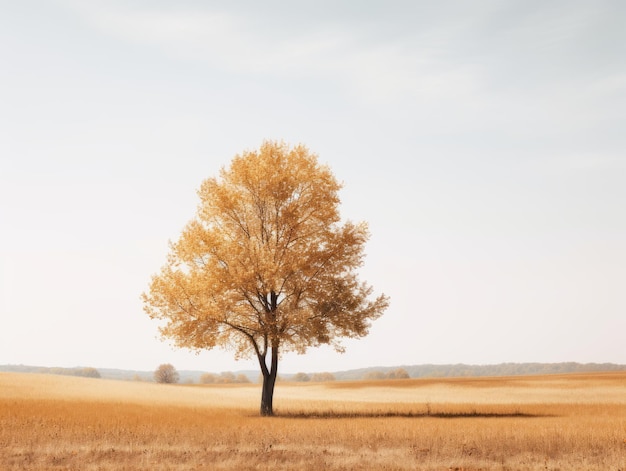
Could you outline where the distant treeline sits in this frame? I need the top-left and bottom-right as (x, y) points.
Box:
(199, 372), (251, 384)
(2, 362), (624, 383)
(0, 364), (101, 378)
(333, 362), (626, 381)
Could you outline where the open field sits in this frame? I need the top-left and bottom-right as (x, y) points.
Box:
(1, 372), (625, 470)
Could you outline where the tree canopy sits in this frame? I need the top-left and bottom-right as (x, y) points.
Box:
(143, 141), (388, 415)
(154, 363), (179, 384)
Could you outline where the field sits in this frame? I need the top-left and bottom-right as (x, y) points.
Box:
(1, 371), (625, 470)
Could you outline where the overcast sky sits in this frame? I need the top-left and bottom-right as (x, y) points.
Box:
(1, 1), (625, 374)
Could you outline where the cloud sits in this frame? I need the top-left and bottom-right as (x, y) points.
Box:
(62, 1), (346, 73)
(60, 1), (626, 141)
(60, 1), (484, 106)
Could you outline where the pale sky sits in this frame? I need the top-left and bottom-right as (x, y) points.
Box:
(1, 1), (625, 374)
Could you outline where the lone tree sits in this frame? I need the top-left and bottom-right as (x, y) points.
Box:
(154, 363), (179, 384)
(143, 141), (388, 416)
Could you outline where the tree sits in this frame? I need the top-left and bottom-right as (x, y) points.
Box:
(363, 368), (410, 380)
(218, 371), (236, 383)
(143, 140), (389, 416)
(310, 372), (336, 382)
(235, 373), (251, 383)
(363, 371), (387, 380)
(76, 367), (101, 378)
(200, 373), (217, 384)
(387, 368), (410, 379)
(292, 372), (311, 382)
(154, 363), (179, 384)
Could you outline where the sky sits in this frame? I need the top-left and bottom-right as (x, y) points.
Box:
(1, 1), (625, 374)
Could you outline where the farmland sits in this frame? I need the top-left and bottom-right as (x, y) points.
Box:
(1, 371), (625, 470)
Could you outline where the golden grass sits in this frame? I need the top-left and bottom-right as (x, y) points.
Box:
(1, 371), (626, 470)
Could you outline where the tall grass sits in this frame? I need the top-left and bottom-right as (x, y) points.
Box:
(1, 372), (625, 470)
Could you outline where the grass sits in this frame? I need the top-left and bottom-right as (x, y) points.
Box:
(1, 371), (626, 470)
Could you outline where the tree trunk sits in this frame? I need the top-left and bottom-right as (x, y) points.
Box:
(260, 373), (275, 416)
(259, 342), (279, 416)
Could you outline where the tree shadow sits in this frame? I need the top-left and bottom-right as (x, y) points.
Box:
(273, 411), (547, 419)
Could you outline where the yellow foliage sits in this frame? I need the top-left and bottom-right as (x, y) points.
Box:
(142, 141), (388, 414)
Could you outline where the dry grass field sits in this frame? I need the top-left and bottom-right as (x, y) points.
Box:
(1, 371), (625, 470)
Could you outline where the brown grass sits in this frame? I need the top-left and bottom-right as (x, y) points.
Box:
(1, 371), (626, 470)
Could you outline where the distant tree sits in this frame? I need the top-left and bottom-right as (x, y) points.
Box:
(143, 141), (389, 416)
(363, 371), (386, 380)
(201, 372), (251, 384)
(218, 372), (236, 383)
(292, 372), (311, 382)
(200, 373), (217, 384)
(75, 367), (101, 378)
(154, 363), (179, 384)
(310, 372), (336, 382)
(387, 368), (410, 379)
(235, 373), (251, 383)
